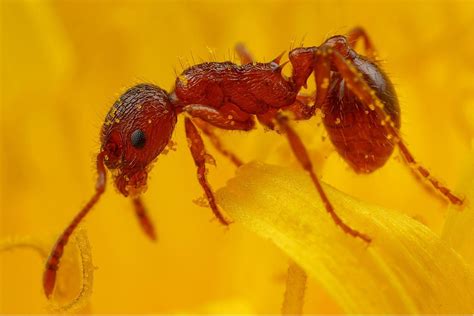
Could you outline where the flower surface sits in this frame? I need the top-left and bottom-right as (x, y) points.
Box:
(1, 0), (473, 313)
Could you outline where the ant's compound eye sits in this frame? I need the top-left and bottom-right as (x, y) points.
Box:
(131, 129), (146, 149)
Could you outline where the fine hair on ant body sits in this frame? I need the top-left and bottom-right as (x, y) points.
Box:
(43, 27), (464, 298)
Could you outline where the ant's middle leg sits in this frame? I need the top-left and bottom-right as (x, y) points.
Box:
(235, 43), (254, 64)
(275, 114), (371, 243)
(346, 27), (377, 60)
(314, 47), (464, 205)
(185, 117), (233, 225)
(235, 43), (286, 66)
(184, 103), (255, 168)
(183, 103), (255, 131)
(193, 119), (243, 167)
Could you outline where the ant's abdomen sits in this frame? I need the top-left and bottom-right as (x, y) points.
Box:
(322, 62), (400, 173)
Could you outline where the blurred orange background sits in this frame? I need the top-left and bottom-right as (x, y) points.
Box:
(1, 0), (473, 313)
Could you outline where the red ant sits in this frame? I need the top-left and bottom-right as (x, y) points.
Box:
(43, 27), (464, 298)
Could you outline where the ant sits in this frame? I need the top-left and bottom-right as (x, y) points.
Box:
(43, 27), (464, 298)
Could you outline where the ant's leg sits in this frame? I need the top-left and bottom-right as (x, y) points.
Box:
(235, 43), (286, 66)
(132, 197), (157, 240)
(282, 95), (316, 121)
(397, 141), (464, 205)
(193, 119), (243, 167)
(257, 95), (314, 129)
(257, 108), (278, 130)
(184, 103), (254, 166)
(183, 104), (255, 131)
(235, 43), (254, 64)
(256, 94), (312, 128)
(276, 114), (371, 242)
(185, 117), (232, 225)
(346, 27), (377, 60)
(315, 48), (464, 205)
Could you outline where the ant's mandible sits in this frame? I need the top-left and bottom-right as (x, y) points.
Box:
(43, 27), (464, 298)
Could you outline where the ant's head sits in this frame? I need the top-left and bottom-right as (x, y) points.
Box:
(100, 84), (177, 197)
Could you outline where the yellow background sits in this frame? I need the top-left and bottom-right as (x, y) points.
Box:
(1, 0), (473, 313)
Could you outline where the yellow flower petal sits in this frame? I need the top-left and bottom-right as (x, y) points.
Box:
(216, 162), (474, 313)
(281, 261), (307, 315)
(48, 229), (94, 313)
(442, 145), (474, 265)
(0, 229), (94, 313)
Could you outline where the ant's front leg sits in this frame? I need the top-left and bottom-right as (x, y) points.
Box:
(185, 117), (233, 225)
(275, 114), (371, 243)
(314, 47), (464, 205)
(346, 27), (377, 60)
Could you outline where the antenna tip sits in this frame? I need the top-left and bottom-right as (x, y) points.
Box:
(43, 267), (57, 299)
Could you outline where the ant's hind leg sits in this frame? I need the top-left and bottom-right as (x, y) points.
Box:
(316, 48), (464, 205)
(276, 114), (371, 243)
(185, 117), (232, 225)
(132, 197), (157, 240)
(258, 96), (315, 131)
(397, 141), (464, 205)
(346, 27), (377, 60)
(282, 96), (316, 121)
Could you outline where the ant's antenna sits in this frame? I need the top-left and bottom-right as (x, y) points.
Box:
(132, 197), (157, 240)
(43, 152), (107, 298)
